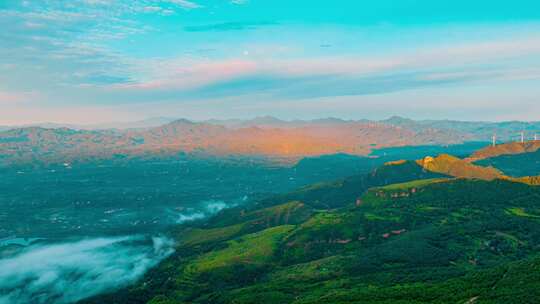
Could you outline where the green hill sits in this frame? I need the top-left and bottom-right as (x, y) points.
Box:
(81, 159), (540, 304)
(417, 154), (504, 180)
(249, 160), (449, 210)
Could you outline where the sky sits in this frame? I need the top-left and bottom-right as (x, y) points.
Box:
(1, 0), (540, 124)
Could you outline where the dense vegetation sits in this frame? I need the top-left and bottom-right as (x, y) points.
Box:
(0, 154), (370, 239)
(0, 143), (481, 239)
(81, 154), (540, 304)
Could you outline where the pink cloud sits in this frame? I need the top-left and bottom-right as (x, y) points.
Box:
(114, 59), (258, 91)
(110, 35), (540, 94)
(0, 91), (37, 104)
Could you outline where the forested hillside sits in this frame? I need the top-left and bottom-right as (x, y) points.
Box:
(81, 151), (540, 304)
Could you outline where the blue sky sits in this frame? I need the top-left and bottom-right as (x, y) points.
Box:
(1, 0), (540, 124)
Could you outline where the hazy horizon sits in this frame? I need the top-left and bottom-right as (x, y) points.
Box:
(2, 114), (540, 128)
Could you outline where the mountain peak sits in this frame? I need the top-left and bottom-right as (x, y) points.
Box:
(381, 116), (415, 125)
(248, 116), (285, 124)
(167, 118), (196, 125)
(418, 153), (503, 180)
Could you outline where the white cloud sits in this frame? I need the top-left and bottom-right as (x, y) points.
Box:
(106, 35), (540, 98)
(0, 236), (174, 304)
(231, 0), (249, 5)
(166, 0), (202, 9)
(173, 199), (235, 224)
(0, 90), (38, 105)
(143, 5), (163, 12)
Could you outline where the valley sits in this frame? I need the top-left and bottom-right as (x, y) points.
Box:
(78, 143), (540, 304)
(1, 120), (539, 304)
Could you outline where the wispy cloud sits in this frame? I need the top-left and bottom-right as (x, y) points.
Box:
(115, 59), (258, 91)
(231, 0), (249, 5)
(0, 1), (143, 91)
(106, 35), (540, 101)
(166, 0), (202, 10)
(0, 90), (38, 104)
(172, 199), (233, 224)
(184, 21), (277, 32)
(0, 91), (25, 104)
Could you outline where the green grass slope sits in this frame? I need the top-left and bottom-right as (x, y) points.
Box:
(251, 160), (449, 210)
(417, 154), (503, 180)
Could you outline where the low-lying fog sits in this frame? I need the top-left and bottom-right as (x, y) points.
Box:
(172, 199), (237, 224)
(0, 197), (240, 304)
(0, 198), (239, 304)
(0, 236), (174, 304)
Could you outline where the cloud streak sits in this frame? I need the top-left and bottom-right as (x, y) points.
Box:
(167, 0), (202, 10)
(184, 21), (277, 32)
(172, 199), (235, 224)
(231, 0), (249, 4)
(0, 90), (39, 105)
(105, 35), (540, 101)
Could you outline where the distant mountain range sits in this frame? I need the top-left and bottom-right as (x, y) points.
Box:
(0, 117), (179, 131)
(3, 116), (540, 136)
(1, 117), (539, 166)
